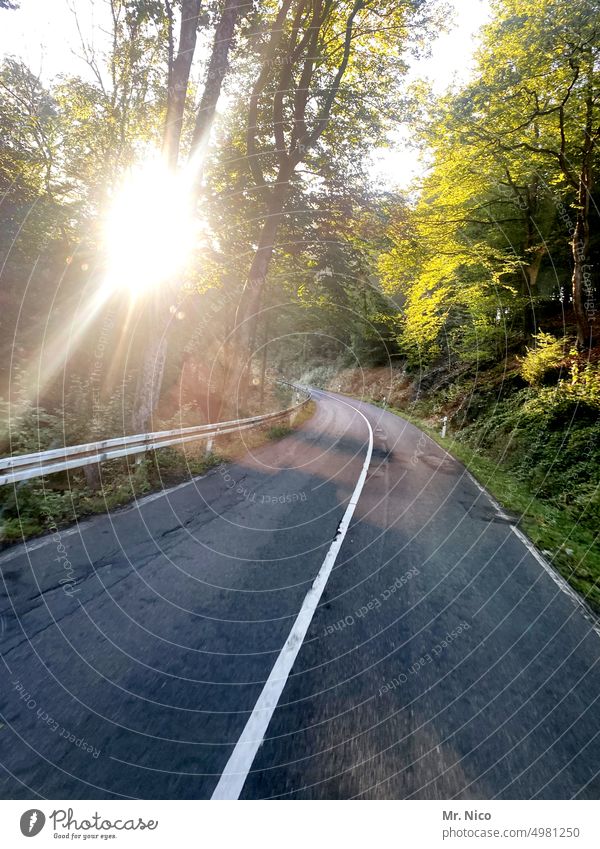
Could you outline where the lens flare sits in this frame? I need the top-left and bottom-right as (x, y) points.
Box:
(103, 156), (195, 299)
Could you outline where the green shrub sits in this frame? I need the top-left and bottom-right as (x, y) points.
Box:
(1, 517), (44, 541)
(455, 381), (600, 532)
(519, 331), (567, 385)
(567, 362), (600, 407)
(267, 424), (292, 439)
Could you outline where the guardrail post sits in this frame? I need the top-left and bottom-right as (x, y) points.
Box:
(206, 432), (215, 454)
(84, 462), (101, 491)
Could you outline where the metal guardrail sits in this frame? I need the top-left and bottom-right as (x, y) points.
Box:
(0, 386), (311, 487)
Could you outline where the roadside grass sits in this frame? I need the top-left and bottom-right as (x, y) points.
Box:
(0, 399), (316, 547)
(357, 395), (600, 615)
(267, 424), (293, 439)
(289, 398), (317, 430)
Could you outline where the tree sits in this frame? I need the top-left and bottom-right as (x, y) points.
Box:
(131, 0), (251, 431)
(188, 0), (251, 165)
(380, 0), (600, 365)
(67, 0), (172, 208)
(163, 0), (202, 167)
(379, 81), (563, 364)
(465, 0), (600, 349)
(224, 0), (436, 404)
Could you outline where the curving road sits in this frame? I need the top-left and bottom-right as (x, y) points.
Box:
(1, 389), (599, 800)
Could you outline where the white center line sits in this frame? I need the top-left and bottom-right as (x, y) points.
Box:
(210, 392), (374, 800)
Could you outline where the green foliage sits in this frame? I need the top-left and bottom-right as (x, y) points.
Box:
(455, 385), (600, 527)
(519, 332), (567, 385)
(379, 0), (600, 365)
(267, 424), (293, 440)
(567, 362), (600, 407)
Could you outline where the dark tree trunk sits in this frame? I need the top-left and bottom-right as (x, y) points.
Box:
(230, 182), (288, 409)
(132, 1), (201, 433)
(571, 154), (593, 351)
(84, 463), (101, 492)
(163, 0), (202, 168)
(188, 0), (248, 163)
(567, 87), (595, 351)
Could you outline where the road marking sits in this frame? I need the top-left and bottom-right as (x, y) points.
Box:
(399, 420), (599, 635)
(466, 471), (600, 637)
(211, 393), (374, 800)
(325, 400), (598, 642)
(348, 401), (599, 639)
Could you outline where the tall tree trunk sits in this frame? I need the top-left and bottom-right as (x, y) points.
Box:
(187, 0), (248, 418)
(523, 246), (546, 336)
(133, 1), (244, 433)
(229, 181), (288, 409)
(571, 153), (593, 351)
(259, 310), (270, 407)
(132, 1), (201, 433)
(163, 0), (202, 168)
(188, 0), (248, 166)
(132, 324), (169, 433)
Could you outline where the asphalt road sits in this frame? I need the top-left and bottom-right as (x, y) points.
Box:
(1, 389), (599, 800)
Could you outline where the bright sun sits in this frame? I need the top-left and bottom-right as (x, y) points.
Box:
(103, 156), (196, 299)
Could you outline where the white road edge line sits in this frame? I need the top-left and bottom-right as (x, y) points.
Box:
(466, 471), (600, 638)
(413, 425), (600, 637)
(211, 392), (374, 800)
